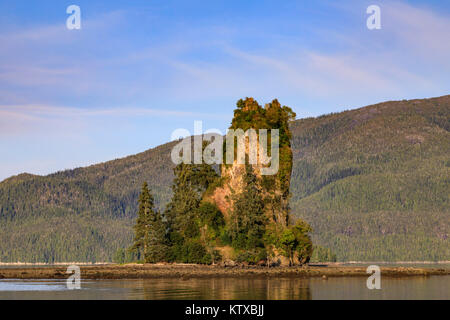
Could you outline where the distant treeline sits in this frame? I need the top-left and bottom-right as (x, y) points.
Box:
(0, 95), (448, 262)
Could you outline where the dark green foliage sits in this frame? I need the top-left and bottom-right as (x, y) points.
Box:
(168, 236), (212, 264)
(0, 142), (176, 262)
(179, 241), (211, 264)
(113, 248), (126, 264)
(197, 202), (225, 232)
(290, 95), (450, 261)
(113, 247), (137, 264)
(165, 162), (218, 232)
(0, 95), (448, 262)
(229, 98), (296, 198)
(290, 219), (314, 264)
(164, 161), (219, 264)
(229, 165), (267, 250)
(0, 215), (134, 263)
(277, 219), (313, 265)
(235, 248), (267, 264)
(219, 229), (232, 246)
(310, 246), (337, 263)
(131, 182), (152, 256)
(131, 182), (168, 263)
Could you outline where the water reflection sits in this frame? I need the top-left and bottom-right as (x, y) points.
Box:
(0, 279), (67, 291)
(125, 278), (312, 300)
(0, 276), (448, 300)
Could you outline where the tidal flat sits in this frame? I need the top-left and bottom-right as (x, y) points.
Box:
(1, 263), (449, 280)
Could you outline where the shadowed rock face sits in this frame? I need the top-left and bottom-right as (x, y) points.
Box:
(210, 154), (289, 226)
(207, 98), (295, 228)
(201, 98), (297, 266)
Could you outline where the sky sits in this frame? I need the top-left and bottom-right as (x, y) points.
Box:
(0, 0), (449, 181)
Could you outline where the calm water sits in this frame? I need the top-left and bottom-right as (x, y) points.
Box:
(0, 276), (448, 300)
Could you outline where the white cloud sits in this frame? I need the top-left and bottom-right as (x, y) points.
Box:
(1, 1), (448, 109)
(0, 104), (227, 136)
(0, 1), (449, 180)
(385, 1), (450, 60)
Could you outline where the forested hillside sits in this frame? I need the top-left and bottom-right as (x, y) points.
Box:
(289, 95), (449, 261)
(0, 142), (177, 262)
(1, 95), (449, 262)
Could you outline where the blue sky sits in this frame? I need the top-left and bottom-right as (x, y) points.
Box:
(0, 0), (449, 181)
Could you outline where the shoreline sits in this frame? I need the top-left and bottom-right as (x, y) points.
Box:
(0, 264), (449, 280)
(0, 261), (449, 266)
(0, 262), (110, 266)
(1, 260), (449, 266)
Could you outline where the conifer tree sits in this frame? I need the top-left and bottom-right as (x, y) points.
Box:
(131, 182), (152, 260)
(230, 165), (267, 250)
(146, 204), (169, 263)
(165, 164), (202, 238)
(131, 182), (168, 263)
(164, 161), (219, 263)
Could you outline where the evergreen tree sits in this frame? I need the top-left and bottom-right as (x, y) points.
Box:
(165, 164), (202, 238)
(291, 219), (313, 264)
(230, 165), (267, 250)
(164, 161), (219, 263)
(278, 219), (313, 265)
(146, 204), (169, 263)
(131, 182), (168, 263)
(130, 182), (152, 260)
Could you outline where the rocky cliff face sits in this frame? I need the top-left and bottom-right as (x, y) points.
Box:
(208, 164), (243, 220)
(206, 98), (296, 228)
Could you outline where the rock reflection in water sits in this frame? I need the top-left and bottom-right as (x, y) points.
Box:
(1, 276), (448, 300)
(121, 278), (312, 300)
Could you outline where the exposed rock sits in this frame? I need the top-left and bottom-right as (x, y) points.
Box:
(222, 259), (237, 267)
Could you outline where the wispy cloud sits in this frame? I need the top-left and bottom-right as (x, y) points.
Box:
(386, 1), (450, 60)
(0, 0), (449, 180)
(1, 1), (448, 108)
(0, 104), (227, 136)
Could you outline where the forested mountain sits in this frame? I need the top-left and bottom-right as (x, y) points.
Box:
(0, 142), (177, 262)
(1, 95), (448, 262)
(289, 95), (449, 261)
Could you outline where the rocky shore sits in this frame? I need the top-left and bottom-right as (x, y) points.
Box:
(0, 263), (449, 280)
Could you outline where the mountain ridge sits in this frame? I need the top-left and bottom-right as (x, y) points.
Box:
(1, 94), (449, 262)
